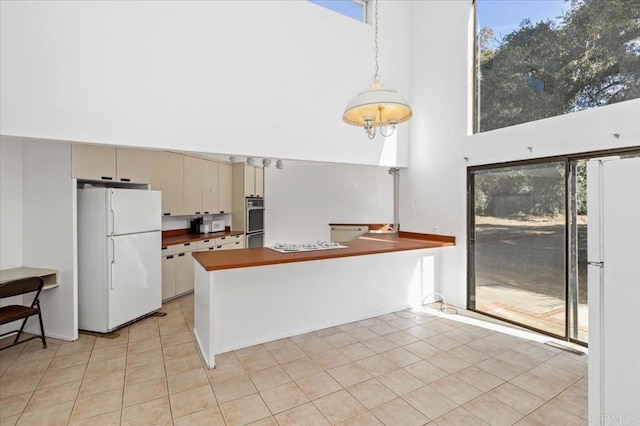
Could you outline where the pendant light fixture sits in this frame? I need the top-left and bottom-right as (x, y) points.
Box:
(342, 0), (412, 140)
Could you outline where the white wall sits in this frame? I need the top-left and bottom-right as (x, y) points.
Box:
(0, 0), (412, 167)
(22, 140), (77, 341)
(0, 137), (23, 269)
(265, 164), (394, 244)
(0, 137), (25, 335)
(0, 138), (77, 340)
(405, 0), (640, 307)
(402, 1), (471, 307)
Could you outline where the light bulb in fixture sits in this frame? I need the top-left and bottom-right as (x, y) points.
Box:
(275, 160), (284, 169)
(229, 156), (238, 163)
(246, 157), (256, 166)
(262, 158), (272, 167)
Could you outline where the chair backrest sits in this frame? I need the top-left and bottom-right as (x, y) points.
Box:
(0, 277), (44, 299)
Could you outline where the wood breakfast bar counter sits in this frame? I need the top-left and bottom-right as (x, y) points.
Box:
(192, 232), (455, 368)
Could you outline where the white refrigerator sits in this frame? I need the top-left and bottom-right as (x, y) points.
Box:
(587, 156), (640, 422)
(78, 187), (162, 333)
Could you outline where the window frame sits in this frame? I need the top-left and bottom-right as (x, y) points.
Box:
(308, 0), (370, 23)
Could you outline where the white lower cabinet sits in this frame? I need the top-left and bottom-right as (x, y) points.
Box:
(162, 236), (244, 301)
(175, 251), (194, 295)
(220, 239), (245, 250)
(330, 225), (369, 242)
(199, 239), (216, 251)
(161, 254), (177, 300)
(216, 234), (243, 248)
(162, 242), (196, 301)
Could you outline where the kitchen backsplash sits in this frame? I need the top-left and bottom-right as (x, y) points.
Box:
(162, 213), (231, 231)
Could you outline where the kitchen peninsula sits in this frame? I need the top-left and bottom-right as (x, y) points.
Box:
(192, 232), (455, 368)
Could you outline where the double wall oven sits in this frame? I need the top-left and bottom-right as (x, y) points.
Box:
(246, 197), (264, 248)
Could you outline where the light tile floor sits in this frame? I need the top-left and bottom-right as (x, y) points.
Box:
(0, 293), (588, 425)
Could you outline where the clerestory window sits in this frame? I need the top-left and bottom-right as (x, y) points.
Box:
(308, 0), (368, 23)
(474, 0), (640, 133)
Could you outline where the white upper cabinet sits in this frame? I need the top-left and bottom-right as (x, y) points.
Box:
(184, 156), (227, 215)
(255, 167), (264, 198)
(238, 164), (264, 198)
(72, 144), (117, 181)
(73, 144), (151, 184)
(218, 163), (232, 214)
(151, 151), (184, 216)
(202, 160), (220, 215)
(183, 156), (205, 215)
(75, 146), (235, 217)
(116, 147), (151, 184)
(243, 165), (255, 197)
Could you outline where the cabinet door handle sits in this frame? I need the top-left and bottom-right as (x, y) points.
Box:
(167, 255), (174, 259)
(120, 178), (131, 182)
(195, 211), (201, 214)
(220, 211), (224, 214)
(204, 211), (209, 214)
(164, 213), (171, 216)
(102, 176), (113, 180)
(178, 253), (185, 257)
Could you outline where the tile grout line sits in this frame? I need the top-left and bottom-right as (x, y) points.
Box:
(119, 325), (130, 425)
(14, 341), (59, 424)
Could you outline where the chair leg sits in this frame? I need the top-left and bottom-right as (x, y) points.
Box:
(37, 303), (47, 349)
(13, 317), (28, 344)
(38, 308), (47, 348)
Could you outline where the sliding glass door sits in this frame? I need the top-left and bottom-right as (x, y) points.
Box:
(469, 161), (569, 338)
(469, 152), (640, 344)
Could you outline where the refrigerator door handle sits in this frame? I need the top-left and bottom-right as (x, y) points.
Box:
(110, 190), (116, 235)
(110, 237), (116, 289)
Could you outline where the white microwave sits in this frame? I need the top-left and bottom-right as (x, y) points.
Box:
(210, 220), (225, 232)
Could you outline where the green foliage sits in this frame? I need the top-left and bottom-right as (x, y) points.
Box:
(575, 160), (588, 215)
(477, 0), (640, 132)
(474, 160), (592, 218)
(474, 162), (567, 217)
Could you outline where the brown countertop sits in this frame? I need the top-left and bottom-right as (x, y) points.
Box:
(192, 231), (455, 272)
(162, 228), (244, 247)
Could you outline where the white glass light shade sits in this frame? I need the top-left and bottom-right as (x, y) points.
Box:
(342, 85), (412, 127)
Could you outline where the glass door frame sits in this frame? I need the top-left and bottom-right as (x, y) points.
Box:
(467, 146), (640, 347)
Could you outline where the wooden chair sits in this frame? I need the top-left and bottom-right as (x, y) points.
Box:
(0, 277), (47, 350)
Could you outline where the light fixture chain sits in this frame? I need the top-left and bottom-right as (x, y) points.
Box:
(373, 0), (380, 84)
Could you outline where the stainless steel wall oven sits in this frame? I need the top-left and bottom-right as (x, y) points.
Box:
(246, 197), (264, 247)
